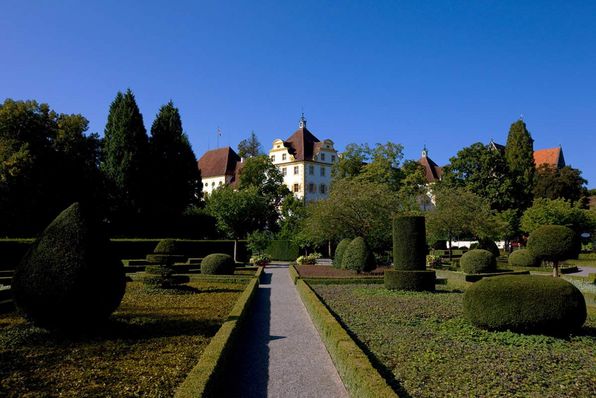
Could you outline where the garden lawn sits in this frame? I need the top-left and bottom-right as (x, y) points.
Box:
(313, 283), (596, 398)
(0, 280), (246, 397)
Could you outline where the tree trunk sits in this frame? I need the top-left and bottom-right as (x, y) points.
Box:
(553, 260), (560, 277)
(448, 233), (453, 262)
(233, 239), (238, 263)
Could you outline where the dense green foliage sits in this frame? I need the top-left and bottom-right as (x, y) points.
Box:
(460, 249), (496, 274)
(521, 198), (595, 234)
(0, 99), (103, 236)
(384, 270), (436, 291)
(534, 164), (588, 205)
(201, 253), (235, 275)
(527, 225), (580, 277)
(392, 216), (426, 271)
(148, 101), (201, 224)
(12, 203), (125, 328)
(333, 238), (351, 268)
(154, 239), (179, 254)
(504, 120), (535, 210)
(266, 239), (300, 261)
(464, 275), (587, 334)
(471, 239), (500, 258)
(342, 237), (375, 273)
(508, 249), (538, 267)
(237, 130), (262, 158)
(313, 283), (596, 397)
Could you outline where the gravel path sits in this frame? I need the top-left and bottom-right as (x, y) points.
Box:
(221, 263), (348, 397)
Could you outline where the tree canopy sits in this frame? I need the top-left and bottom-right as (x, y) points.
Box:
(520, 198), (596, 234)
(237, 131), (262, 158)
(533, 164), (587, 205)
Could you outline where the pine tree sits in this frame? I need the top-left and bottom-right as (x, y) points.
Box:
(237, 130), (262, 158)
(505, 119), (535, 210)
(101, 89), (149, 228)
(148, 101), (201, 224)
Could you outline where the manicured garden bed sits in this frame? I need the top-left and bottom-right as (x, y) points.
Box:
(296, 265), (390, 278)
(0, 280), (247, 397)
(312, 283), (596, 397)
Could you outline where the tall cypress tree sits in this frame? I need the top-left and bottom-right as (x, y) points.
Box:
(101, 89), (149, 229)
(148, 101), (201, 225)
(505, 119), (535, 210)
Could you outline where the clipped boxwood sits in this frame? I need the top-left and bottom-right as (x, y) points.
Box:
(508, 249), (538, 267)
(342, 237), (375, 273)
(12, 203), (125, 329)
(384, 270), (436, 291)
(333, 238), (351, 269)
(201, 253), (235, 275)
(471, 239), (500, 258)
(266, 240), (300, 261)
(392, 216), (426, 270)
(528, 225), (580, 277)
(460, 249), (496, 274)
(154, 239), (178, 254)
(464, 275), (587, 334)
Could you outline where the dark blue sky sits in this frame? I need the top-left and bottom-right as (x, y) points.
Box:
(2, 1), (595, 187)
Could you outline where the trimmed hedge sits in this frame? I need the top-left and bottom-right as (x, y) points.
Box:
(175, 277), (259, 398)
(295, 279), (397, 398)
(460, 249), (496, 274)
(508, 249), (538, 267)
(342, 237), (376, 273)
(392, 216), (426, 271)
(12, 203), (125, 329)
(464, 275), (587, 335)
(201, 254), (235, 275)
(384, 270), (436, 291)
(265, 240), (300, 261)
(333, 238), (351, 269)
(471, 239), (500, 258)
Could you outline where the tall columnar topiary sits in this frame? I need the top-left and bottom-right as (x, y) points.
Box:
(464, 275), (586, 335)
(12, 203), (126, 329)
(385, 216), (435, 291)
(144, 239), (189, 289)
(333, 238), (351, 269)
(341, 237), (375, 273)
(460, 249), (496, 274)
(527, 225), (580, 277)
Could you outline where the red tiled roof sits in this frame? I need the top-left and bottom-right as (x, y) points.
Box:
(197, 147), (241, 178)
(283, 127), (321, 161)
(419, 154), (443, 183)
(533, 147), (565, 169)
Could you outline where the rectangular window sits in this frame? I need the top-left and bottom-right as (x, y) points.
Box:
(282, 167), (287, 176)
(270, 155), (275, 162)
(320, 166), (326, 176)
(308, 183), (316, 193)
(293, 183), (300, 193)
(331, 155), (336, 162)
(282, 153), (287, 161)
(319, 184), (326, 194)
(294, 166), (299, 175)
(321, 153), (326, 161)
(309, 165), (314, 175)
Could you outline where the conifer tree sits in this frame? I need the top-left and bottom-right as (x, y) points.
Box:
(237, 130), (262, 158)
(101, 89), (149, 228)
(505, 119), (535, 210)
(148, 101), (201, 223)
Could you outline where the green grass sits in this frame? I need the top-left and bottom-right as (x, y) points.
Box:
(312, 283), (596, 398)
(0, 280), (246, 397)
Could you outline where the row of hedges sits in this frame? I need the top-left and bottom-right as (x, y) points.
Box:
(0, 239), (250, 270)
(266, 240), (299, 261)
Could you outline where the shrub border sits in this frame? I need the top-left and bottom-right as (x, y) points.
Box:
(174, 267), (262, 398)
(294, 276), (397, 398)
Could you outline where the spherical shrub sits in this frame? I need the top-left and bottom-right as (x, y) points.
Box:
(508, 249), (538, 267)
(392, 216), (426, 271)
(201, 253), (235, 275)
(464, 275), (587, 335)
(460, 249), (496, 274)
(12, 203), (126, 329)
(333, 238), (351, 268)
(527, 225), (580, 263)
(342, 237), (376, 273)
(154, 239), (178, 254)
(474, 239), (500, 259)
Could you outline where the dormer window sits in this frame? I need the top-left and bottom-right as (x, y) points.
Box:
(282, 153), (287, 161)
(321, 153), (326, 161)
(270, 155), (275, 162)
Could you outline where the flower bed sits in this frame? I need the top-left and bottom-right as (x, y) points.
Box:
(0, 280), (247, 397)
(312, 283), (596, 398)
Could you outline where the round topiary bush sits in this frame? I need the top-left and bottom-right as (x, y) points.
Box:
(12, 203), (126, 329)
(473, 239), (500, 259)
(463, 275), (587, 335)
(342, 237), (376, 273)
(508, 249), (538, 267)
(527, 225), (580, 277)
(460, 249), (496, 274)
(154, 239), (178, 254)
(146, 239), (185, 265)
(201, 253), (235, 275)
(333, 238), (351, 269)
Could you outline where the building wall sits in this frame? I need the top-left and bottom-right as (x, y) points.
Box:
(201, 175), (232, 196)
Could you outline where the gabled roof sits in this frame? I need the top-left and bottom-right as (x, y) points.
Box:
(283, 126), (321, 161)
(197, 147), (241, 178)
(533, 147), (565, 169)
(419, 152), (443, 183)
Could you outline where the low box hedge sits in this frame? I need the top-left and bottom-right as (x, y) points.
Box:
(266, 240), (299, 261)
(295, 279), (397, 398)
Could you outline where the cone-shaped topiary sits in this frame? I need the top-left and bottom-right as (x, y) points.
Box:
(527, 225), (580, 277)
(333, 238), (351, 269)
(508, 249), (538, 267)
(12, 203), (126, 329)
(342, 237), (376, 273)
(201, 253), (235, 275)
(460, 249), (496, 274)
(385, 216), (435, 291)
(464, 275), (586, 335)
